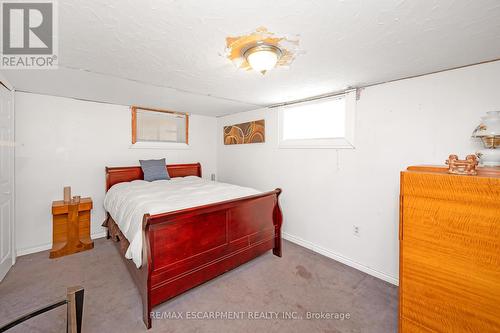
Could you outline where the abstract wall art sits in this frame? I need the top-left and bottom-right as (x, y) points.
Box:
(223, 119), (265, 145)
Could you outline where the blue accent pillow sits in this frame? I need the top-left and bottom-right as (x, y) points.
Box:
(139, 158), (170, 182)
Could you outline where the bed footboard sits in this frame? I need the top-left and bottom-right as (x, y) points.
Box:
(140, 188), (283, 329)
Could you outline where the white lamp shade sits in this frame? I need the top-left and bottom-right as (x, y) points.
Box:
(246, 49), (279, 72)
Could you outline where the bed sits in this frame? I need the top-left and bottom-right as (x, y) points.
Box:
(103, 163), (283, 329)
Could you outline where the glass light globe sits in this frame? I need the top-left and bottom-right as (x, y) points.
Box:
(245, 45), (281, 73)
(472, 111), (500, 167)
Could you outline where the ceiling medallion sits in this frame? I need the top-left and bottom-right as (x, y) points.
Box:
(225, 27), (300, 74)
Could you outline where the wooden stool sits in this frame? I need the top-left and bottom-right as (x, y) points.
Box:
(50, 197), (94, 258)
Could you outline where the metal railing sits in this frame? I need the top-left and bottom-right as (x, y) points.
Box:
(0, 286), (84, 333)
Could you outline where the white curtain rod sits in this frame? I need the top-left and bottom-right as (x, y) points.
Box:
(269, 57), (500, 109)
(268, 88), (357, 108)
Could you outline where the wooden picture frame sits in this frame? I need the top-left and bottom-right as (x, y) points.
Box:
(131, 106), (189, 145)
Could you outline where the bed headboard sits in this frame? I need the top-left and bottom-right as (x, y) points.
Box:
(105, 163), (202, 191)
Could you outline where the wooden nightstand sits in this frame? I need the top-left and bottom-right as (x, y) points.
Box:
(50, 197), (94, 258)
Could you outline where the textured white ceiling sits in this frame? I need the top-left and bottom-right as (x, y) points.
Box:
(2, 0), (500, 116)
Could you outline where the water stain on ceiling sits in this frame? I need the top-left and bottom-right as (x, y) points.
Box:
(225, 27), (301, 72)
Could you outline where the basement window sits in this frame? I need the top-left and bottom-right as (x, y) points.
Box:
(278, 91), (356, 149)
(131, 107), (189, 149)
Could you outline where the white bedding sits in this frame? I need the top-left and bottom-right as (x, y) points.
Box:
(104, 176), (261, 268)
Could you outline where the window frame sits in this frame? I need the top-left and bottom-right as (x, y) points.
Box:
(131, 106), (189, 149)
(277, 91), (356, 149)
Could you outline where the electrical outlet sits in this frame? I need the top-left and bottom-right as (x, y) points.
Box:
(353, 225), (360, 237)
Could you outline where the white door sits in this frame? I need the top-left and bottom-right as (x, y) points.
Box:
(0, 84), (14, 282)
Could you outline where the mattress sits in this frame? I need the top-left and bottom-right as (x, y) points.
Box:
(103, 176), (261, 268)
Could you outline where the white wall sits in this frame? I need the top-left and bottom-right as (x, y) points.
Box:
(217, 61), (500, 284)
(15, 92), (217, 255)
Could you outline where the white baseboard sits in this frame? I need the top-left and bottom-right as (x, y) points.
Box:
(16, 243), (52, 257)
(282, 232), (399, 286)
(91, 231), (108, 240)
(16, 231), (108, 257)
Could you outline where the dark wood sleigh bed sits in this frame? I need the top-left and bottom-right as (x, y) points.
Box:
(103, 163), (283, 329)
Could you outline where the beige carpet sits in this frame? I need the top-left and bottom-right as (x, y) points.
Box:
(0, 239), (398, 332)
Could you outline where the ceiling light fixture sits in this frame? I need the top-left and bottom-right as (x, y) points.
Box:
(244, 44), (282, 74)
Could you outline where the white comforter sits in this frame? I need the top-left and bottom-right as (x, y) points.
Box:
(104, 176), (261, 268)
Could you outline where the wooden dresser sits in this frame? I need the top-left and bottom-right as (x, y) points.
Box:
(399, 166), (500, 332)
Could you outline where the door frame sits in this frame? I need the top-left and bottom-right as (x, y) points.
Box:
(0, 74), (15, 271)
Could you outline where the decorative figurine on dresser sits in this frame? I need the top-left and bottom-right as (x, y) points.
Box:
(50, 186), (94, 258)
(399, 158), (500, 332)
